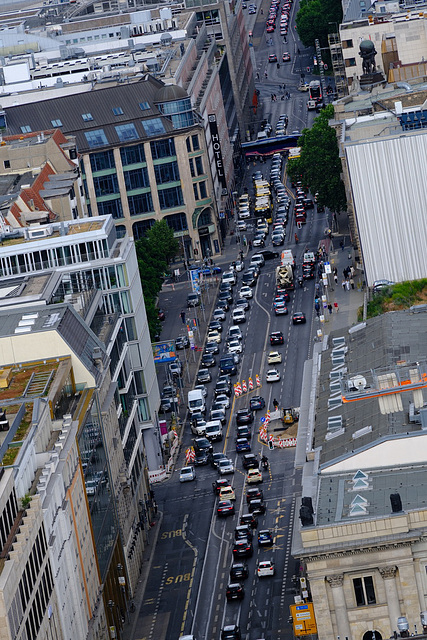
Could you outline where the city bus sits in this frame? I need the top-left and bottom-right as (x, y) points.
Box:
(309, 80), (322, 104)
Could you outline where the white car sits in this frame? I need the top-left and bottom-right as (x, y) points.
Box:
(266, 369), (281, 382)
(236, 221), (247, 232)
(257, 559), (275, 577)
(268, 351), (282, 365)
(180, 466), (196, 482)
(213, 308), (226, 321)
(239, 209), (251, 219)
(215, 394), (230, 409)
(232, 308), (246, 324)
(85, 479), (98, 496)
(239, 286), (253, 299)
(218, 458), (235, 475)
(231, 259), (244, 272)
(195, 384), (207, 398)
(227, 339), (243, 354)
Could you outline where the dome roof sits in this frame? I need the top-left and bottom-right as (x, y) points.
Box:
(156, 84), (188, 103)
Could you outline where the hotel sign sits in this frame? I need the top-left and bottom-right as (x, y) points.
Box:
(208, 114), (227, 194)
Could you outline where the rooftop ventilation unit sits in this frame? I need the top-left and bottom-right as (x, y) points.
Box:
(332, 336), (346, 348)
(327, 415), (343, 431)
(328, 395), (343, 409)
(325, 427), (345, 440)
(330, 367), (347, 380)
(348, 375), (368, 391)
(332, 352), (346, 365)
(332, 345), (348, 357)
(352, 425), (372, 439)
(348, 322), (366, 335)
(329, 379), (342, 393)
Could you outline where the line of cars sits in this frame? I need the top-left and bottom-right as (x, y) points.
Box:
(265, 0), (292, 35)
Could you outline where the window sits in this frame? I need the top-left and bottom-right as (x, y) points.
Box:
(150, 137), (176, 160)
(133, 219), (155, 239)
(199, 181), (207, 199)
(93, 174), (119, 196)
(193, 183), (199, 200)
(82, 113), (93, 121)
(142, 118), (166, 136)
(84, 129), (109, 148)
(195, 156), (204, 175)
(154, 161), (180, 184)
(112, 107), (124, 116)
(128, 192), (154, 216)
(124, 167), (149, 190)
(353, 577), (376, 606)
(4, 160), (10, 169)
(158, 186), (184, 209)
(165, 212), (188, 233)
(346, 58), (357, 67)
(120, 143), (146, 165)
(342, 39), (353, 48)
(192, 134), (200, 150)
(115, 123), (139, 142)
(90, 149), (115, 171)
(51, 119), (63, 127)
(20, 125), (31, 133)
(198, 209), (211, 226)
(189, 158), (195, 177)
(139, 102), (150, 111)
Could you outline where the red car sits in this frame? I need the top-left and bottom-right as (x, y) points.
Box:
(266, 24), (275, 32)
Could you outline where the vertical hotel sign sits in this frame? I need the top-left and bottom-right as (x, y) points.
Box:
(208, 114), (228, 195)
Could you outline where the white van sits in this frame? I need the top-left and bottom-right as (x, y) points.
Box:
(188, 389), (205, 415)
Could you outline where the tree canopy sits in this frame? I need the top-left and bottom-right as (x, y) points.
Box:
(296, 0), (342, 49)
(287, 104), (347, 213)
(135, 220), (179, 340)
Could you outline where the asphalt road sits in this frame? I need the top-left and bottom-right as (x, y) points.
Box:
(131, 3), (335, 639)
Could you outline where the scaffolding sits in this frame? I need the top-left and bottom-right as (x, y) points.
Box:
(328, 32), (348, 98)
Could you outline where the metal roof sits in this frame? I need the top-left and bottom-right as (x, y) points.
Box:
(4, 76), (178, 154)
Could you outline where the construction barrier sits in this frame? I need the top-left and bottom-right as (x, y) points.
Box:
(256, 374), (261, 388)
(249, 377), (254, 390)
(242, 380), (247, 393)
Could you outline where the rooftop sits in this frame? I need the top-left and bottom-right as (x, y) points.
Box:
(313, 309), (427, 525)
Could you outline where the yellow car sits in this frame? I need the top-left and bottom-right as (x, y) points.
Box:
(247, 468), (263, 484)
(207, 329), (221, 344)
(267, 351), (282, 365)
(219, 485), (236, 501)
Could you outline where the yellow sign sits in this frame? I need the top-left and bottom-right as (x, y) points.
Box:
(289, 603), (317, 636)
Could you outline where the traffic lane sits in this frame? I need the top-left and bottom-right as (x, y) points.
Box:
(138, 482), (214, 640)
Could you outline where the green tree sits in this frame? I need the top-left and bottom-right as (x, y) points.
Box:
(287, 104), (347, 213)
(296, 0), (342, 49)
(135, 220), (179, 340)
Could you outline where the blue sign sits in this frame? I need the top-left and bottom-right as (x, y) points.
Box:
(190, 268), (200, 294)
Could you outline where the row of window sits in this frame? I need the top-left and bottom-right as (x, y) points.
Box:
(83, 118), (166, 148)
(0, 489), (18, 550)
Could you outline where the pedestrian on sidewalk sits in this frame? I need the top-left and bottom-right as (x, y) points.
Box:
(342, 280), (346, 291)
(340, 239), (345, 251)
(180, 310), (186, 324)
(334, 301), (339, 313)
(346, 279), (350, 291)
(350, 278), (355, 290)
(328, 303), (333, 314)
(256, 72), (260, 80)
(334, 273), (338, 285)
(350, 265), (355, 278)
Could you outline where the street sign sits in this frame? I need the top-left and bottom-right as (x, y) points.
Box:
(324, 262), (331, 274)
(289, 603), (317, 636)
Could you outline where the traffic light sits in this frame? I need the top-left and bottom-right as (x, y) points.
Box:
(268, 439), (274, 450)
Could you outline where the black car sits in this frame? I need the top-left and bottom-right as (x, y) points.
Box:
(194, 450), (210, 466)
(230, 562), (249, 580)
(242, 453), (259, 470)
(258, 249), (279, 260)
(292, 311), (307, 324)
(221, 625), (242, 640)
(204, 341), (219, 355)
(236, 408), (254, 425)
(232, 538), (253, 558)
(270, 331), (284, 345)
(216, 299), (230, 311)
(242, 273), (256, 287)
(250, 396), (265, 411)
(208, 321), (223, 333)
(175, 335), (189, 350)
(215, 381), (232, 397)
(234, 525), (253, 541)
(236, 425), (251, 440)
(197, 368), (212, 383)
(240, 513), (258, 529)
(226, 583), (245, 601)
(217, 500), (235, 517)
(248, 499), (266, 516)
(194, 437), (213, 454)
(218, 291), (233, 304)
(219, 282), (232, 293)
(246, 487), (263, 503)
(201, 353), (216, 368)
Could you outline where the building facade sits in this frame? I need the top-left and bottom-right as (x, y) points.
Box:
(4, 77), (221, 258)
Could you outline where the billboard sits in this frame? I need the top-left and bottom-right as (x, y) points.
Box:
(152, 341), (176, 364)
